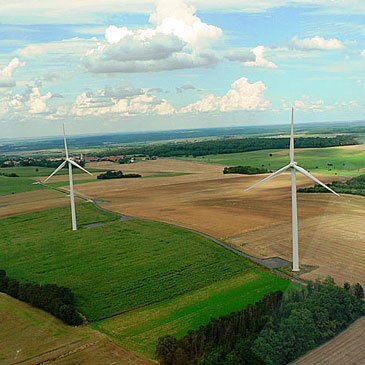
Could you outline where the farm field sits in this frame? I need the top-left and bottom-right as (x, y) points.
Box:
(0, 293), (152, 365)
(0, 189), (70, 218)
(0, 203), (260, 321)
(228, 194), (365, 286)
(94, 270), (292, 358)
(0, 166), (102, 196)
(293, 317), (365, 365)
(77, 160), (341, 239)
(178, 144), (365, 176)
(75, 157), (365, 287)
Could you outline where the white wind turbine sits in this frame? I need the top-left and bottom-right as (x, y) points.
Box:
(44, 124), (92, 231)
(246, 108), (340, 271)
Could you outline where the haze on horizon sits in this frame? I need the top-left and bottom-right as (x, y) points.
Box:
(0, 0), (364, 138)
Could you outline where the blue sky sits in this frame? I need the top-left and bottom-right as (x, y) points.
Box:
(0, 0), (365, 138)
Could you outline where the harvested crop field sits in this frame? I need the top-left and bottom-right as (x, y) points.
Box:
(77, 160), (341, 239)
(0, 293), (152, 365)
(0, 189), (70, 218)
(75, 158), (365, 285)
(293, 316), (365, 365)
(228, 194), (365, 286)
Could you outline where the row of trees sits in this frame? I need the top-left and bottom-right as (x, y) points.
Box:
(97, 135), (357, 158)
(97, 170), (142, 179)
(299, 174), (365, 197)
(0, 270), (84, 326)
(252, 278), (365, 365)
(156, 278), (364, 365)
(223, 166), (270, 175)
(156, 291), (283, 365)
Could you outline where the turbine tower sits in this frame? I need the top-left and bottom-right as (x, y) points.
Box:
(246, 108), (340, 271)
(44, 124), (92, 231)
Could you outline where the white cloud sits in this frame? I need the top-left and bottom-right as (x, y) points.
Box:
(180, 77), (269, 113)
(0, 58), (23, 88)
(83, 0), (222, 73)
(19, 37), (97, 58)
(3, 1), (365, 24)
(292, 36), (344, 50)
(244, 45), (278, 69)
(72, 86), (175, 116)
(8, 87), (53, 115)
(284, 97), (359, 112)
(361, 50), (365, 58)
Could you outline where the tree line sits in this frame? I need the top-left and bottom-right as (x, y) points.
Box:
(156, 291), (283, 365)
(253, 277), (364, 365)
(97, 170), (142, 179)
(96, 135), (357, 158)
(0, 270), (84, 326)
(299, 174), (365, 197)
(223, 166), (270, 175)
(156, 278), (364, 365)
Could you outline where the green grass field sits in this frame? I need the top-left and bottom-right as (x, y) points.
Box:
(0, 204), (268, 321)
(178, 146), (365, 177)
(0, 166), (105, 196)
(0, 175), (44, 196)
(94, 270), (291, 358)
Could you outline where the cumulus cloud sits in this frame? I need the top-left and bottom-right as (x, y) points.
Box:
(292, 36), (344, 50)
(361, 50), (365, 58)
(180, 77), (269, 113)
(0, 58), (23, 88)
(72, 86), (175, 116)
(8, 86), (53, 114)
(244, 46), (278, 69)
(83, 0), (222, 73)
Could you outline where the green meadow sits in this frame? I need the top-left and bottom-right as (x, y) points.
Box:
(0, 166), (103, 196)
(95, 270), (291, 358)
(178, 146), (365, 177)
(0, 204), (281, 322)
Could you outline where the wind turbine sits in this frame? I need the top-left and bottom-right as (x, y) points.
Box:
(44, 124), (92, 231)
(246, 108), (340, 271)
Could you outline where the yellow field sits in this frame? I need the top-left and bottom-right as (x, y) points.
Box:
(0, 293), (152, 365)
(293, 317), (365, 365)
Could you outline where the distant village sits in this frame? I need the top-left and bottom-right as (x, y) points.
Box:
(0, 154), (158, 168)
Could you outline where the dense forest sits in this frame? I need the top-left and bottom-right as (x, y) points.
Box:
(0, 270), (84, 325)
(156, 278), (364, 365)
(223, 166), (270, 175)
(299, 174), (365, 196)
(253, 278), (364, 365)
(96, 135), (357, 158)
(97, 170), (142, 179)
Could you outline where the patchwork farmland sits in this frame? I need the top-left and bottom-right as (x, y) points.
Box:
(1, 146), (364, 364)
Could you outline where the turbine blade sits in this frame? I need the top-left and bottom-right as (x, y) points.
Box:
(44, 160), (67, 182)
(294, 165), (340, 197)
(290, 107), (295, 163)
(245, 164), (291, 191)
(63, 123), (69, 159)
(68, 159), (93, 175)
